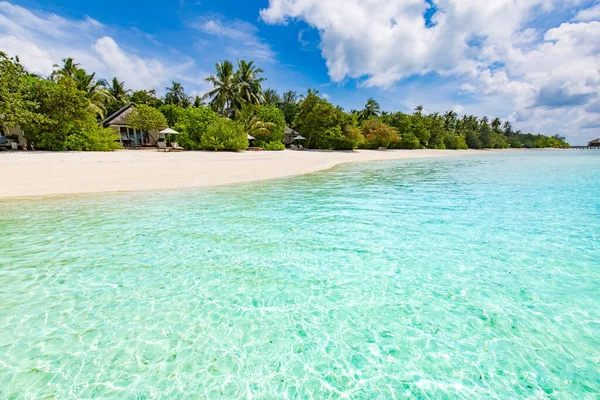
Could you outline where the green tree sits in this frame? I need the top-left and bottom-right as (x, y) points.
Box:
(238, 104), (285, 149)
(427, 113), (447, 149)
(200, 117), (248, 151)
(361, 98), (381, 121)
(159, 104), (186, 128)
(126, 104), (168, 132)
(0, 52), (39, 129)
(173, 106), (218, 150)
(277, 90), (299, 126)
(165, 81), (190, 107)
(103, 77), (132, 116)
(131, 89), (162, 108)
(22, 77), (119, 151)
(72, 69), (110, 118)
(203, 60), (239, 116)
(362, 119), (399, 148)
(50, 58), (80, 81)
(263, 88), (281, 105)
(236, 60), (265, 105)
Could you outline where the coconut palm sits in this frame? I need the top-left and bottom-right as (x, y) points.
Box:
(361, 98), (381, 120)
(236, 60), (265, 105)
(51, 58), (80, 81)
(103, 77), (131, 102)
(444, 110), (458, 131)
(503, 121), (513, 137)
(165, 81), (189, 107)
(263, 88), (281, 105)
(282, 90), (298, 104)
(491, 117), (502, 131)
(414, 105), (424, 114)
(72, 69), (110, 118)
(238, 104), (275, 138)
(203, 60), (239, 116)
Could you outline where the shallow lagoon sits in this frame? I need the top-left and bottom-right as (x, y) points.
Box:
(0, 151), (598, 398)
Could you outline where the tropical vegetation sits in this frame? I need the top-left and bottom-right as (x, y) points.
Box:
(0, 52), (569, 152)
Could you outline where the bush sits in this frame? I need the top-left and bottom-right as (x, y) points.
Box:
(255, 105), (285, 145)
(174, 106), (218, 150)
(362, 119), (399, 149)
(159, 104), (186, 127)
(264, 141), (285, 150)
(200, 117), (248, 151)
(126, 104), (167, 132)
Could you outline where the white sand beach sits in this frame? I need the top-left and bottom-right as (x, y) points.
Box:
(0, 149), (509, 198)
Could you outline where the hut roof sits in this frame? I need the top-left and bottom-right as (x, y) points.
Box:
(101, 103), (134, 127)
(588, 138), (600, 145)
(285, 127), (299, 136)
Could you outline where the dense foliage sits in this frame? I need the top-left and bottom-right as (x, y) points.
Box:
(174, 106), (218, 150)
(200, 117), (248, 151)
(1, 52), (119, 151)
(1, 51), (569, 152)
(125, 105), (167, 133)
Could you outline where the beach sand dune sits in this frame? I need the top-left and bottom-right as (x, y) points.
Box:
(0, 149), (504, 198)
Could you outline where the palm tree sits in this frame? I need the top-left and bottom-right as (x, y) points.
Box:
(299, 88), (320, 102)
(238, 104), (275, 138)
(103, 77), (131, 103)
(282, 90), (298, 104)
(165, 81), (189, 107)
(361, 98), (381, 120)
(236, 60), (265, 106)
(414, 105), (424, 114)
(72, 69), (110, 118)
(51, 58), (80, 81)
(203, 60), (238, 116)
(503, 121), (513, 137)
(491, 117), (502, 131)
(193, 95), (204, 108)
(444, 110), (458, 131)
(263, 88), (281, 105)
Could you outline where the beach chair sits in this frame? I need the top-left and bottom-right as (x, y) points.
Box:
(157, 142), (171, 152)
(298, 144), (305, 150)
(171, 142), (184, 151)
(290, 144), (297, 150)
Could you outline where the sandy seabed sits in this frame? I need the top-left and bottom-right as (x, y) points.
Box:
(0, 148), (520, 198)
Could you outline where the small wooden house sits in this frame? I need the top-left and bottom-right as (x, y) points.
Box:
(101, 104), (161, 147)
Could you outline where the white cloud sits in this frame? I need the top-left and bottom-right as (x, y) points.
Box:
(0, 1), (202, 92)
(574, 4), (600, 22)
(260, 0), (600, 143)
(192, 16), (275, 62)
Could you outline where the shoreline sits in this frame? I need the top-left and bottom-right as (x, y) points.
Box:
(0, 148), (545, 199)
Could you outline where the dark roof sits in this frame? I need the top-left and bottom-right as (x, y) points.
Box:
(588, 138), (600, 145)
(285, 127), (299, 136)
(101, 103), (134, 127)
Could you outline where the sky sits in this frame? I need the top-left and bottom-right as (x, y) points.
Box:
(1, 0), (599, 145)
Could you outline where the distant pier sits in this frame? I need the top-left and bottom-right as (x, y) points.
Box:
(569, 146), (600, 150)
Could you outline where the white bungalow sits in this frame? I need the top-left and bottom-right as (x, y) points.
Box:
(101, 104), (162, 147)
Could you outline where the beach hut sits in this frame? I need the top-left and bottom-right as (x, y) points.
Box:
(102, 103), (161, 147)
(284, 127), (300, 147)
(588, 138), (600, 147)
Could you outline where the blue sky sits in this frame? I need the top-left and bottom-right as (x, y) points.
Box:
(1, 0), (600, 144)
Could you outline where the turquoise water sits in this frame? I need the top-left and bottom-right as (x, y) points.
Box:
(0, 151), (599, 399)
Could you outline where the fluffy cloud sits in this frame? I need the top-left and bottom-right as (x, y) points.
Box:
(260, 0), (600, 143)
(0, 1), (200, 91)
(191, 16), (275, 62)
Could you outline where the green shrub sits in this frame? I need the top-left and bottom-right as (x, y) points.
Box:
(255, 105), (285, 145)
(200, 117), (248, 151)
(264, 141), (285, 150)
(362, 119), (399, 148)
(175, 106), (218, 150)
